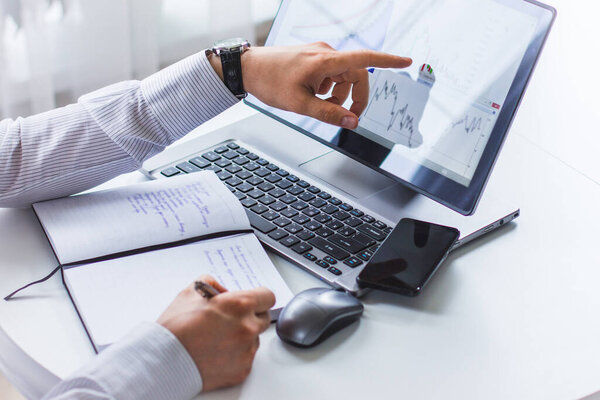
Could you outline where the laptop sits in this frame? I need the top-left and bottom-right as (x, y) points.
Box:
(141, 0), (555, 294)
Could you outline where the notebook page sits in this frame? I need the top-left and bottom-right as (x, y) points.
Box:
(62, 233), (294, 350)
(33, 172), (249, 265)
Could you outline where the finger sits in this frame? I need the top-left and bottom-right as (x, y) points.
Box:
(301, 94), (358, 129)
(349, 69), (370, 117)
(193, 275), (228, 293)
(330, 50), (412, 72)
(254, 311), (271, 333)
(247, 287), (276, 314)
(328, 81), (352, 106)
(317, 78), (334, 95)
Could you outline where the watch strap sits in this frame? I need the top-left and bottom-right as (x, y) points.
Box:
(220, 50), (246, 99)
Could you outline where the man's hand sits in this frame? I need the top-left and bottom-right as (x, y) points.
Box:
(210, 42), (412, 129)
(157, 275), (275, 392)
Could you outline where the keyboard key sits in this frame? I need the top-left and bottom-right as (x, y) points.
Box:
(322, 204), (339, 214)
(281, 208), (299, 218)
(214, 145), (229, 153)
(309, 198), (328, 208)
(276, 180), (293, 189)
(189, 157), (211, 168)
(345, 217), (363, 227)
(350, 209), (364, 218)
(344, 257), (363, 268)
(328, 267), (342, 276)
(314, 214), (332, 223)
(303, 207), (320, 217)
(225, 177), (243, 187)
(280, 236), (300, 247)
(205, 165), (221, 173)
(246, 153), (259, 161)
(315, 227), (334, 238)
(307, 186), (321, 194)
(214, 171), (230, 181)
(284, 223), (304, 234)
(256, 158), (269, 166)
(257, 182), (275, 192)
(236, 147), (250, 155)
(228, 186), (236, 193)
(373, 221), (388, 230)
(297, 180), (310, 188)
(326, 220), (344, 230)
(234, 192), (246, 201)
(357, 250), (373, 261)
(351, 233), (376, 247)
(333, 211), (350, 221)
(255, 168), (271, 177)
(276, 169), (289, 177)
(202, 151), (221, 162)
(247, 189), (264, 199)
(236, 170), (253, 180)
(262, 210), (280, 221)
(305, 221), (322, 231)
(233, 156), (249, 165)
(244, 162), (260, 171)
(291, 201), (309, 211)
(268, 229), (289, 241)
(226, 142), (239, 149)
(246, 210), (276, 234)
(383, 227), (392, 234)
(286, 175), (300, 182)
(222, 150), (239, 160)
(362, 214), (375, 223)
(298, 192), (316, 202)
(324, 256), (337, 265)
(304, 252), (318, 262)
(297, 230), (316, 241)
(176, 162), (202, 173)
(215, 159), (232, 168)
(328, 234), (369, 253)
(329, 197), (343, 205)
(251, 204), (269, 214)
(318, 192), (332, 200)
(265, 174), (282, 183)
(270, 202), (287, 212)
(292, 243), (313, 254)
(235, 182), (252, 193)
(273, 217), (291, 227)
(315, 260), (329, 269)
(292, 214), (310, 224)
(259, 196), (276, 205)
(266, 163), (279, 171)
(339, 203), (353, 212)
(357, 224), (386, 241)
(280, 194), (297, 204)
(287, 186), (304, 195)
(246, 176), (264, 186)
(269, 188), (286, 198)
(225, 165), (243, 174)
(308, 237), (350, 260)
(338, 226), (356, 237)
(161, 167), (181, 177)
(241, 198), (257, 208)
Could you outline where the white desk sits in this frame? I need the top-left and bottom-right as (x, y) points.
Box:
(2, 1), (600, 398)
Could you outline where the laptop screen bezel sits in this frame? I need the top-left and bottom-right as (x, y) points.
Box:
(245, 0), (556, 215)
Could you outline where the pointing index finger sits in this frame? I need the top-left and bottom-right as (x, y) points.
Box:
(333, 50), (412, 71)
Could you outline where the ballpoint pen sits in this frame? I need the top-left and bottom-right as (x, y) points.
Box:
(194, 280), (221, 299)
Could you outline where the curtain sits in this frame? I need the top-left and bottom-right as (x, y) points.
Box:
(0, 0), (279, 119)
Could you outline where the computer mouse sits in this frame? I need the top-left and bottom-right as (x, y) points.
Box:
(276, 288), (364, 348)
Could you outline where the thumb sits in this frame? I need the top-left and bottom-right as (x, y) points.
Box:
(301, 95), (359, 129)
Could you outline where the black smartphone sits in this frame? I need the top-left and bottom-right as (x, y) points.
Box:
(357, 218), (460, 297)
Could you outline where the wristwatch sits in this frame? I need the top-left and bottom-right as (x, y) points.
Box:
(206, 38), (251, 99)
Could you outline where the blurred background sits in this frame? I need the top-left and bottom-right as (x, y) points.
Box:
(0, 0), (281, 119)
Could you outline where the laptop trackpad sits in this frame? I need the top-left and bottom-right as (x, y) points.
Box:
(298, 151), (396, 199)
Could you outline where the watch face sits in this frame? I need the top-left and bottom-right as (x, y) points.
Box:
(213, 37), (249, 51)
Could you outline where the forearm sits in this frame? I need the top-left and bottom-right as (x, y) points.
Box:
(42, 322), (202, 400)
(0, 52), (238, 208)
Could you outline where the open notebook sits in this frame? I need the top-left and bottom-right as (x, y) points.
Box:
(32, 172), (293, 352)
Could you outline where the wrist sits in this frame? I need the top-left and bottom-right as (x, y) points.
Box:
(207, 47), (256, 96)
(207, 52), (224, 81)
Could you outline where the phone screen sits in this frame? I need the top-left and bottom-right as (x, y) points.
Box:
(357, 219), (459, 296)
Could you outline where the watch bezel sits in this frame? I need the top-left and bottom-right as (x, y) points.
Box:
(212, 38), (251, 56)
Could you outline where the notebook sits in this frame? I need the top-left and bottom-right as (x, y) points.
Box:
(32, 172), (293, 352)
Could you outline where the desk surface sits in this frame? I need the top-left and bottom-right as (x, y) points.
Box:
(2, 1), (600, 399)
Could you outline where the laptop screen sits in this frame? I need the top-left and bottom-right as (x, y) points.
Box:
(245, 0), (555, 215)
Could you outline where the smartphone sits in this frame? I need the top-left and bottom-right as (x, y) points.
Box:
(357, 218), (460, 297)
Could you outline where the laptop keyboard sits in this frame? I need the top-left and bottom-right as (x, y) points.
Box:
(157, 141), (393, 286)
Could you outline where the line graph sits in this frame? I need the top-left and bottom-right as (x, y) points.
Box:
(451, 115), (483, 134)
